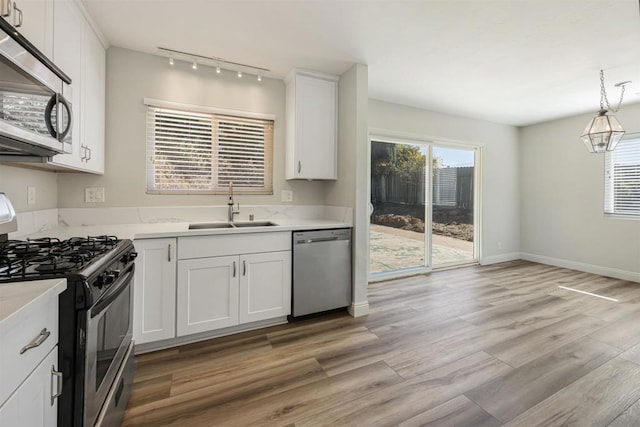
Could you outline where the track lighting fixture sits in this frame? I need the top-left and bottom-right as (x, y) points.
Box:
(157, 47), (269, 82)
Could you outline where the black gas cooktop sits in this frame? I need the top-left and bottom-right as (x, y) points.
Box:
(0, 235), (120, 280)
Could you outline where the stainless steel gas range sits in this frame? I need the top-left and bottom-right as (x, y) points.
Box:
(0, 199), (137, 426)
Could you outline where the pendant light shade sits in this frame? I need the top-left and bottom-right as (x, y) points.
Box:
(580, 109), (625, 153)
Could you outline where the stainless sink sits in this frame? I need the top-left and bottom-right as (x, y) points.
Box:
(232, 221), (277, 228)
(188, 222), (235, 230)
(188, 221), (277, 230)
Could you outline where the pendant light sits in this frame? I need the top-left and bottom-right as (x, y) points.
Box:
(580, 70), (630, 153)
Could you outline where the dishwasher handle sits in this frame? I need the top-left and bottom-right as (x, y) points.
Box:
(296, 236), (343, 244)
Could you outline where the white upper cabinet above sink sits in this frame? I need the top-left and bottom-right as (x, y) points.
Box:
(285, 69), (338, 180)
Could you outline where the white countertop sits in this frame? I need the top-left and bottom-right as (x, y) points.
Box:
(22, 219), (351, 241)
(0, 279), (67, 332)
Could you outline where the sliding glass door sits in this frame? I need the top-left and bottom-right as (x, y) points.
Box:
(369, 138), (479, 278)
(431, 145), (476, 268)
(370, 139), (430, 275)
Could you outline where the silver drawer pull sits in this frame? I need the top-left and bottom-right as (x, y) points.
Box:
(51, 367), (63, 406)
(20, 328), (51, 354)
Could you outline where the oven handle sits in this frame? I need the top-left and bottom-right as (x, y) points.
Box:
(90, 265), (134, 319)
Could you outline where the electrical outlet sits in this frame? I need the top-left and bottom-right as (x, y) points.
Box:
(27, 186), (36, 205)
(281, 190), (293, 202)
(85, 187), (105, 203)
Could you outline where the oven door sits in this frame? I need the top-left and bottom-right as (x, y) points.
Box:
(84, 264), (134, 427)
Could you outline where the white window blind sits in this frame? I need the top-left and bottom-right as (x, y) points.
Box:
(146, 105), (273, 194)
(605, 136), (640, 217)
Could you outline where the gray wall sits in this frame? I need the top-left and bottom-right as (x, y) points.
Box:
(0, 165), (57, 212)
(520, 105), (640, 276)
(368, 99), (521, 263)
(57, 47), (325, 208)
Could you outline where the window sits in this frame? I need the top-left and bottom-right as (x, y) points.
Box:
(605, 135), (640, 217)
(146, 100), (273, 194)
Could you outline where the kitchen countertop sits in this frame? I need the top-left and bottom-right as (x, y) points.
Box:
(21, 219), (352, 241)
(0, 279), (67, 332)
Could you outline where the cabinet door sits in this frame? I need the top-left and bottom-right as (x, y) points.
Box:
(239, 251), (291, 324)
(133, 238), (177, 344)
(177, 256), (239, 336)
(14, 0), (53, 58)
(294, 74), (337, 180)
(0, 347), (59, 427)
(80, 21), (105, 174)
(50, 0), (83, 169)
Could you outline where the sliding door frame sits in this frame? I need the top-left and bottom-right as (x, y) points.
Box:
(368, 130), (483, 281)
(369, 134), (433, 282)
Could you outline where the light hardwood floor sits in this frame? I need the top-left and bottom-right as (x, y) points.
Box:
(123, 261), (640, 426)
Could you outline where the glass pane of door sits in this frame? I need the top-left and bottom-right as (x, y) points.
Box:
(431, 146), (476, 267)
(370, 140), (429, 274)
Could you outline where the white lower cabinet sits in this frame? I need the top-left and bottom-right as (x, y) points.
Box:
(133, 238), (177, 344)
(0, 347), (59, 427)
(240, 251), (291, 323)
(177, 256), (239, 336)
(133, 232), (292, 348)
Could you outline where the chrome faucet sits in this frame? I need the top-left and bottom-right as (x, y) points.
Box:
(227, 181), (240, 222)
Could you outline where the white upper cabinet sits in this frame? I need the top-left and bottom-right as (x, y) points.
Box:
(49, 0), (83, 170)
(285, 70), (338, 180)
(79, 20), (105, 173)
(13, 0), (54, 58)
(37, 0), (106, 174)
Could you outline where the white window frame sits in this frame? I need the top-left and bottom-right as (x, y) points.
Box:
(144, 98), (274, 195)
(604, 134), (640, 219)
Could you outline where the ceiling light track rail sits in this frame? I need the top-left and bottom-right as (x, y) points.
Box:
(157, 46), (270, 73)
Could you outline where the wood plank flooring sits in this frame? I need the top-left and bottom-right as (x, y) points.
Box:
(123, 261), (640, 426)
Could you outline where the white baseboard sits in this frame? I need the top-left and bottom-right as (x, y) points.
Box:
(349, 301), (370, 317)
(521, 252), (640, 283)
(480, 252), (522, 266)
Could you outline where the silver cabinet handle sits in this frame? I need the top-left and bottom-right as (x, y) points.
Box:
(167, 244), (171, 262)
(1, 0), (11, 18)
(12, 2), (21, 27)
(242, 260), (246, 276)
(86, 147), (92, 161)
(51, 366), (63, 406)
(80, 145), (87, 161)
(232, 261), (236, 277)
(298, 161), (301, 174)
(20, 328), (50, 354)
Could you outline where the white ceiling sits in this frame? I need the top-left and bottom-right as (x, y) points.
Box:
(82, 0), (640, 127)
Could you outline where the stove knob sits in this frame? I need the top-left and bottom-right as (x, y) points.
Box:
(128, 252), (138, 262)
(97, 272), (109, 289)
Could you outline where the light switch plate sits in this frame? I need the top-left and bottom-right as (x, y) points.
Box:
(27, 186), (36, 205)
(281, 190), (293, 202)
(85, 187), (105, 203)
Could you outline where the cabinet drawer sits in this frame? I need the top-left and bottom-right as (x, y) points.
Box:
(0, 290), (59, 406)
(178, 232), (291, 260)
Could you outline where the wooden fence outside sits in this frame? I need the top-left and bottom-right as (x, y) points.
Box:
(371, 166), (474, 208)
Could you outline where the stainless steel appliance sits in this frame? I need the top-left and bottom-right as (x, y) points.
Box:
(0, 16), (72, 159)
(291, 228), (352, 317)
(0, 225), (137, 426)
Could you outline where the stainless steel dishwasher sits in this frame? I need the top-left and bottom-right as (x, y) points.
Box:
(292, 228), (352, 317)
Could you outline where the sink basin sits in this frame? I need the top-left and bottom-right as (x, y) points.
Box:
(231, 221), (277, 227)
(188, 221), (277, 230)
(189, 222), (235, 230)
